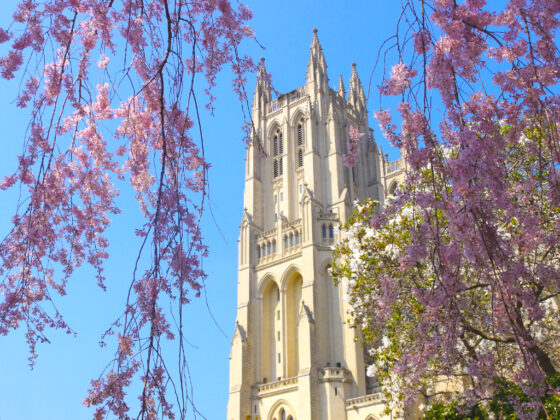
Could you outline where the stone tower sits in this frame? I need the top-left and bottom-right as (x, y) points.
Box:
(227, 30), (405, 420)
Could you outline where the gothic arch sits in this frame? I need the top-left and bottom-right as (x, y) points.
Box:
(279, 263), (303, 292)
(289, 108), (307, 127)
(365, 415), (379, 420)
(266, 120), (282, 139)
(257, 273), (278, 298)
(267, 400), (296, 420)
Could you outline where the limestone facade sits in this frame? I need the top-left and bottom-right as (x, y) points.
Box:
(227, 30), (406, 420)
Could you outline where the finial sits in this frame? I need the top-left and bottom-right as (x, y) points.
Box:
(352, 62), (357, 68)
(260, 57), (265, 63)
(313, 28), (318, 34)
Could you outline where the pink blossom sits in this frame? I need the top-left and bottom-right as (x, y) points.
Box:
(97, 55), (110, 69)
(0, 28), (10, 43)
(0, 51), (23, 79)
(343, 125), (364, 167)
(380, 63), (417, 95)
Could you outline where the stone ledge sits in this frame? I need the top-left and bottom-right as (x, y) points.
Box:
(252, 376), (298, 398)
(345, 392), (384, 409)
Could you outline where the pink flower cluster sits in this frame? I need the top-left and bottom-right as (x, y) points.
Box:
(342, 125), (364, 167)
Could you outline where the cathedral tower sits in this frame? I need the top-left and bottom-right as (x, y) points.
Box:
(227, 30), (405, 420)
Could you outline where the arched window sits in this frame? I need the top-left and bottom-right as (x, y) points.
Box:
(322, 224), (327, 239)
(267, 242), (272, 255)
(287, 417), (293, 420)
(280, 408), (286, 420)
(284, 235), (289, 249)
(295, 231), (300, 245)
(329, 224), (334, 239)
(257, 245), (261, 259)
(289, 233), (294, 247)
(272, 129), (283, 178)
(296, 119), (304, 168)
(272, 240), (277, 254)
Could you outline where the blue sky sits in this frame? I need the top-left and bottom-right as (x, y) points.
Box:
(0, 2), (403, 419)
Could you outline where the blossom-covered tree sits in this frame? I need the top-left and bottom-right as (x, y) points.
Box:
(333, 0), (560, 417)
(0, 0), (255, 418)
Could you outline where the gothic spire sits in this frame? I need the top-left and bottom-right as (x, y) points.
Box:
(337, 74), (346, 99)
(348, 62), (366, 114)
(306, 28), (328, 88)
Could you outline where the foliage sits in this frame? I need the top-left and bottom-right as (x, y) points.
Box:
(332, 0), (560, 417)
(0, 0), (255, 418)
(423, 374), (560, 419)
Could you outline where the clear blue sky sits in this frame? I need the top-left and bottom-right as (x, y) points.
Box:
(0, 2), (402, 419)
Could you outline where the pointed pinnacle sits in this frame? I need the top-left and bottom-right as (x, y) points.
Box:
(348, 62), (365, 106)
(338, 74), (346, 97)
(307, 28), (327, 83)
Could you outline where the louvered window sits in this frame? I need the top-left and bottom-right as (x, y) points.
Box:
(272, 129), (283, 178)
(296, 120), (304, 168)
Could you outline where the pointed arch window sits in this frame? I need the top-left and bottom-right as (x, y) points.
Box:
(272, 129), (283, 178)
(329, 224), (334, 239)
(322, 224), (327, 239)
(296, 119), (304, 168)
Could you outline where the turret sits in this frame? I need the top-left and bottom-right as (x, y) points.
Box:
(253, 57), (271, 115)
